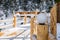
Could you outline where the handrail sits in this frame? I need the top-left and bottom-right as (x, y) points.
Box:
(0, 11), (38, 28)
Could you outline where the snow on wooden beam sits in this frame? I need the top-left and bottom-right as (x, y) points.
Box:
(16, 11), (39, 14)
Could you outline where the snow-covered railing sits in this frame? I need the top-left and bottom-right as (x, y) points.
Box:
(0, 11), (39, 29)
(16, 11), (39, 24)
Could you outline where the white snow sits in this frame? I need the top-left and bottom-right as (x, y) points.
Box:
(0, 27), (25, 38)
(57, 23), (60, 40)
(47, 13), (50, 25)
(17, 9), (24, 12)
(36, 13), (47, 23)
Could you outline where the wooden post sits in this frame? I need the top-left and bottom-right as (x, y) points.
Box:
(34, 11), (38, 35)
(30, 12), (39, 40)
(30, 18), (35, 40)
(50, 4), (57, 36)
(13, 15), (16, 27)
(37, 25), (48, 40)
(24, 13), (27, 24)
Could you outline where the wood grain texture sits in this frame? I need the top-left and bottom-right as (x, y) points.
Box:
(30, 18), (35, 40)
(50, 4), (57, 36)
(37, 25), (48, 40)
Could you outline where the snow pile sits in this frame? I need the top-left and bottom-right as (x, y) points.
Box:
(57, 23), (60, 40)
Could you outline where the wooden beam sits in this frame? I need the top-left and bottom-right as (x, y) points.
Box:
(16, 11), (39, 14)
(24, 13), (27, 24)
(30, 18), (35, 40)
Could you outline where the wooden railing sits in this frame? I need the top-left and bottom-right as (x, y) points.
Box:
(16, 11), (39, 24)
(0, 11), (39, 29)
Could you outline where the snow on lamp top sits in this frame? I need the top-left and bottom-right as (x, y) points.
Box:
(15, 13), (20, 18)
(36, 10), (47, 24)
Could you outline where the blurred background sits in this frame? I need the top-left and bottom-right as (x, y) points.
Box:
(0, 0), (59, 18)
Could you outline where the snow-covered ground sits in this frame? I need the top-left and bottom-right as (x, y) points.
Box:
(0, 13), (60, 40)
(0, 16), (30, 40)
